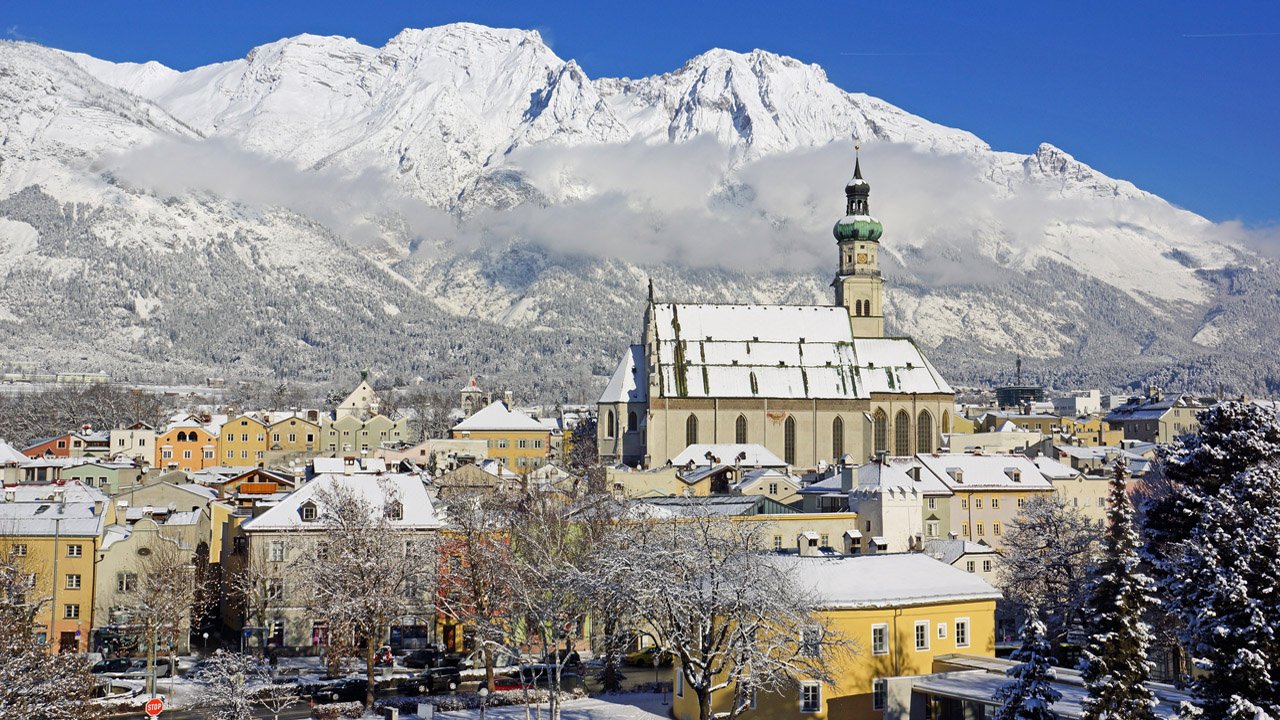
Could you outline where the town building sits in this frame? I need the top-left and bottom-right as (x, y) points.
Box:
(155, 421), (219, 472)
(1104, 389), (1214, 443)
(599, 155), (956, 470)
(109, 423), (157, 463)
(450, 401), (552, 474)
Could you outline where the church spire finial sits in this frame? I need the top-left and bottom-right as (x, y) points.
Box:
(853, 143), (862, 180)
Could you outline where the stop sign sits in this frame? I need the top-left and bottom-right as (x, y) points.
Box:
(144, 697), (164, 717)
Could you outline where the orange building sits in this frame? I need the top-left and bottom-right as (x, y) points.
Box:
(155, 422), (218, 472)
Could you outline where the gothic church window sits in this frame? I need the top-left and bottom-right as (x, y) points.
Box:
(735, 415), (748, 444)
(605, 411), (616, 439)
(832, 416), (844, 459)
(686, 414), (698, 448)
(627, 412), (637, 433)
(784, 416), (797, 466)
(942, 411), (951, 434)
(917, 411), (934, 454)
(873, 409), (888, 456)
(895, 410), (911, 456)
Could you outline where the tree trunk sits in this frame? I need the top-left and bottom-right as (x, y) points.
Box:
(697, 687), (713, 720)
(365, 637), (376, 708)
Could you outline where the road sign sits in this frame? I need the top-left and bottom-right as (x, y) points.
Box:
(144, 697), (164, 717)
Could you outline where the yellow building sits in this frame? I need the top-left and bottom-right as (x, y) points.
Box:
(0, 482), (109, 653)
(672, 553), (1000, 720)
(450, 401), (551, 475)
(218, 414), (270, 465)
(155, 422), (219, 472)
(265, 414), (321, 461)
(915, 454), (1057, 553)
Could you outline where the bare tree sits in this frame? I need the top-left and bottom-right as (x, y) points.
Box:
(602, 508), (851, 720)
(293, 479), (437, 707)
(0, 537), (102, 719)
(227, 542), (295, 650)
(999, 495), (1100, 660)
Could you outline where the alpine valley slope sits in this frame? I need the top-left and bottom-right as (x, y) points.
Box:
(0, 23), (1276, 398)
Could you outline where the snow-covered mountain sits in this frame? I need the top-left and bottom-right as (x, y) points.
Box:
(1, 24), (1276, 397)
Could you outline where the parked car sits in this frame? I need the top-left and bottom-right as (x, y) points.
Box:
(541, 649), (582, 671)
(402, 647), (465, 670)
(374, 645), (395, 667)
(91, 658), (132, 675)
(309, 678), (368, 703)
(397, 666), (462, 695)
(121, 658), (172, 679)
(625, 647), (673, 668)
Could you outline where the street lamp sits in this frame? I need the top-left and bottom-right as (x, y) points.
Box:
(478, 686), (489, 720)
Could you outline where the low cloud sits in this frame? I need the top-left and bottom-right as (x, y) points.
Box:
(95, 134), (1278, 285)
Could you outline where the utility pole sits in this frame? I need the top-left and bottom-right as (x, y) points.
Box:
(146, 611), (157, 698)
(49, 514), (61, 652)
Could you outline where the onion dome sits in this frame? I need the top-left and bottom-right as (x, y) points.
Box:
(833, 155), (882, 241)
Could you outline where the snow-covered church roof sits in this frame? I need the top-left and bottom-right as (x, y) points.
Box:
(639, 302), (952, 400)
(598, 344), (647, 404)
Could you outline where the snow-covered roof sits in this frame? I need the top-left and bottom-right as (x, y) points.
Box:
(922, 538), (999, 566)
(647, 303), (952, 400)
(242, 473), (440, 532)
(3, 482), (108, 504)
(174, 483), (218, 501)
(916, 454), (1054, 492)
(0, 440), (26, 465)
(452, 401), (547, 433)
(1032, 456), (1080, 480)
(311, 457), (387, 474)
(670, 443), (787, 468)
(849, 459), (951, 496)
(0, 501), (105, 537)
(773, 553), (1002, 609)
(100, 524), (131, 551)
(733, 468), (802, 492)
(164, 510), (203, 526)
(599, 344), (647, 404)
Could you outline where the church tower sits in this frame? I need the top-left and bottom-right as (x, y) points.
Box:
(833, 150), (885, 337)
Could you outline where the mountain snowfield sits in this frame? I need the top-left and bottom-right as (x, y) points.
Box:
(1, 23), (1276, 398)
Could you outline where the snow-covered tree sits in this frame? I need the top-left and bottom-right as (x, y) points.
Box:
(293, 480), (437, 707)
(1079, 461), (1158, 720)
(992, 610), (1061, 720)
(0, 538), (102, 719)
(197, 650), (266, 720)
(1169, 459), (1280, 719)
(999, 494), (1100, 660)
(604, 505), (850, 720)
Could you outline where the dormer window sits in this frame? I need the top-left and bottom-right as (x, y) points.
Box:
(947, 468), (964, 483)
(1005, 468), (1021, 482)
(300, 502), (317, 522)
(385, 501), (403, 521)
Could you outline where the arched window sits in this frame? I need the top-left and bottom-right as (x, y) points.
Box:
(627, 411), (638, 433)
(942, 411), (951, 435)
(873, 409), (888, 456)
(863, 299), (872, 316)
(855, 300), (863, 317)
(605, 411), (616, 439)
(735, 415), (748, 444)
(784, 416), (797, 466)
(177, 431), (188, 443)
(895, 410), (911, 456)
(832, 416), (844, 460)
(917, 410), (934, 454)
(685, 414), (698, 448)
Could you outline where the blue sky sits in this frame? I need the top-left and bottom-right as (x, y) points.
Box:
(5, 1), (1278, 226)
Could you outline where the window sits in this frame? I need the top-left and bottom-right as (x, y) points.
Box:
(820, 533), (829, 547)
(1018, 498), (1026, 508)
(871, 624), (888, 655)
(961, 523), (969, 537)
(272, 433), (281, 443)
(162, 449), (173, 460)
(675, 669), (684, 698)
(685, 414), (698, 447)
(955, 618), (970, 648)
(226, 450), (234, 459)
(10, 544), (27, 557)
(800, 626), (822, 657)
(768, 482), (779, 495)
(65, 574), (80, 590)
(627, 412), (638, 433)
(241, 433), (249, 442)
(735, 414), (748, 444)
(385, 501), (403, 521)
(203, 449), (214, 459)
(517, 439), (529, 449)
(773, 535), (783, 551)
(873, 409), (888, 455)
(992, 498), (1000, 509)
(240, 451), (249, 459)
(66, 545), (82, 558)
(533, 440), (543, 449)
(966, 560), (975, 573)
(1097, 497), (1105, 507)
(182, 449), (192, 460)
(265, 578), (284, 601)
(976, 523), (985, 536)
(961, 498), (968, 509)
(925, 520), (939, 538)
(927, 497), (937, 510)
(917, 410), (934, 453)
(915, 621), (930, 651)
(974, 498), (983, 509)
(993, 522), (1001, 536)
(118, 573), (137, 592)
(300, 504), (317, 522)
(938, 622), (947, 639)
(65, 604), (80, 619)
(895, 410), (911, 456)
(983, 560), (993, 573)
(800, 682), (821, 713)
(872, 679), (887, 711)
(269, 541), (285, 562)
(832, 416), (844, 459)
(784, 416), (797, 465)
(607, 411), (617, 439)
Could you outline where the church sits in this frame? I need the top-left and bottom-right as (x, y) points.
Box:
(597, 153), (956, 469)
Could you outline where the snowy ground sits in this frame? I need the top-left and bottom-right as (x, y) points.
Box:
(430, 693), (672, 720)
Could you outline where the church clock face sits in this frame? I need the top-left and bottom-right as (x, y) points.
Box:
(857, 253), (868, 264)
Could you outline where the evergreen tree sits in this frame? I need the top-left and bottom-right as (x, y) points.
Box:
(1172, 460), (1280, 720)
(1080, 460), (1158, 720)
(992, 609), (1062, 720)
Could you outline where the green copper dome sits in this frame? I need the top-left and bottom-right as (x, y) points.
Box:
(833, 215), (883, 242)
